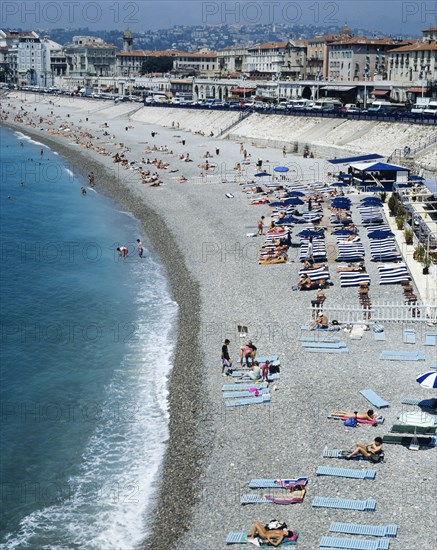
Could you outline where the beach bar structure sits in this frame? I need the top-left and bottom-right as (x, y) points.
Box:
(348, 161), (410, 190)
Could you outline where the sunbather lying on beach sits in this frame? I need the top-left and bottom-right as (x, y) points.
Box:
(247, 521), (296, 547)
(336, 262), (365, 273)
(346, 437), (383, 460)
(332, 409), (377, 421)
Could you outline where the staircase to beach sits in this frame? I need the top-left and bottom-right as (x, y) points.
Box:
(217, 108), (253, 138)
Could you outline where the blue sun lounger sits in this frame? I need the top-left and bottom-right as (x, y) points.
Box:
(223, 389), (270, 399)
(329, 522), (397, 538)
(300, 336), (341, 343)
(238, 355), (279, 364)
(232, 372), (280, 381)
(226, 531), (299, 545)
(360, 389), (390, 409)
(302, 341), (347, 349)
(322, 449), (384, 463)
(249, 477), (308, 489)
(424, 332), (437, 346)
(316, 466), (376, 480)
(403, 328), (416, 344)
(380, 351), (425, 361)
(225, 394), (271, 407)
(306, 347), (349, 353)
(312, 497), (376, 511)
(222, 382), (269, 391)
(320, 536), (389, 549)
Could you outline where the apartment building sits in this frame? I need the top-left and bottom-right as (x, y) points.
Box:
(64, 36), (117, 78)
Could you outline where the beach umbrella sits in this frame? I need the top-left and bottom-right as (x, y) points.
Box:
(276, 217), (296, 225)
(297, 229), (324, 238)
(285, 190), (305, 197)
(255, 172), (271, 177)
(416, 371), (437, 389)
(283, 197), (304, 206)
(269, 201), (287, 208)
(367, 230), (394, 240)
(332, 229), (358, 236)
(274, 166), (289, 173)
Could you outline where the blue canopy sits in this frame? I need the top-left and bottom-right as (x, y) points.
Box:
(274, 166), (289, 173)
(328, 153), (384, 165)
(361, 162), (409, 172)
(423, 179), (437, 195)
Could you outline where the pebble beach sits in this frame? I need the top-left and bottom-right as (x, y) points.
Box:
(1, 92), (436, 550)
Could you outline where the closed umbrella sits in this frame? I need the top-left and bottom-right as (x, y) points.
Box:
(416, 371), (437, 389)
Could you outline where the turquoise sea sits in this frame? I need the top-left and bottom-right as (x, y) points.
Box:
(0, 127), (177, 549)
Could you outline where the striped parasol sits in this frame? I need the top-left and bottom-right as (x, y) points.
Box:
(416, 371), (437, 389)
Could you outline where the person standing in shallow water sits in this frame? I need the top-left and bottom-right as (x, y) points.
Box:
(137, 239), (144, 258)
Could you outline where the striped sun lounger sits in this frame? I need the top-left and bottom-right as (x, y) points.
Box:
(329, 522), (397, 538)
(340, 273), (371, 287)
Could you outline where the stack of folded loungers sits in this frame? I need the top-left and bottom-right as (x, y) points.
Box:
(378, 263), (411, 284)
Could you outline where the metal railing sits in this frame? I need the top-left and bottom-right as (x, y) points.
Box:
(310, 301), (437, 324)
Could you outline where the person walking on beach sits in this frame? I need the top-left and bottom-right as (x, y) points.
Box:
(116, 246), (128, 257)
(258, 215), (265, 236)
(282, 145), (286, 157)
(88, 172), (95, 187)
(221, 339), (232, 376)
(306, 237), (314, 264)
(215, 147), (220, 156)
(137, 239), (144, 258)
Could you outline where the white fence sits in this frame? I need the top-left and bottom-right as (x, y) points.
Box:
(191, 174), (239, 184)
(310, 301), (437, 324)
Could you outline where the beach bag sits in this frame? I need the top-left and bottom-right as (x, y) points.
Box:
(269, 364), (280, 374)
(344, 417), (357, 427)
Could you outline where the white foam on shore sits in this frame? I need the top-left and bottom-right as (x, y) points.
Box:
(3, 261), (178, 549)
(64, 168), (74, 178)
(14, 131), (49, 148)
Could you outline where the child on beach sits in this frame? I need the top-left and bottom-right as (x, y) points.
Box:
(257, 216), (265, 236)
(116, 246), (128, 257)
(137, 239), (144, 258)
(221, 339), (233, 376)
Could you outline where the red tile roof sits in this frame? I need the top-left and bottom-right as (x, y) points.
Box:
(389, 42), (437, 52)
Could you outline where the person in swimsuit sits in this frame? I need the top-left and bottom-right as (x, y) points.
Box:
(346, 437), (383, 459)
(247, 521), (295, 547)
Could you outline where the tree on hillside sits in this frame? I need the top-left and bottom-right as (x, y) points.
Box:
(141, 56), (174, 74)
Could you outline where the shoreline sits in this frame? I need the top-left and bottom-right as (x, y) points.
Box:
(0, 120), (207, 550)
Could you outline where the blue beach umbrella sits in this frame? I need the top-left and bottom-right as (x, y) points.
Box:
(416, 371), (437, 389)
(297, 229), (324, 238)
(276, 217), (296, 225)
(285, 191), (305, 197)
(283, 197), (304, 206)
(269, 201), (287, 208)
(274, 166), (289, 173)
(332, 229), (358, 236)
(255, 172), (271, 177)
(368, 230), (394, 240)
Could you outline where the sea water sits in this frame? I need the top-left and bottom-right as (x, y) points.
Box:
(0, 127), (178, 549)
